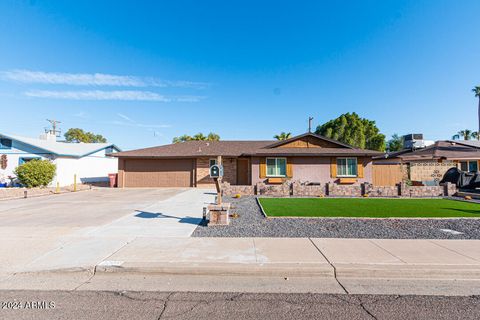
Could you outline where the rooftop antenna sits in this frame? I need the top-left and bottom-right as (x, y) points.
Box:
(308, 116), (314, 133)
(45, 119), (62, 137)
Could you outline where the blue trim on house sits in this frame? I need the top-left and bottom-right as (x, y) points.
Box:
(0, 133), (121, 158)
(18, 157), (41, 165)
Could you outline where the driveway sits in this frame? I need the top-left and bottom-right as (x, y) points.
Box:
(0, 188), (215, 275)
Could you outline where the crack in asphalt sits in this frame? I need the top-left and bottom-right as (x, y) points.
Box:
(157, 292), (174, 319)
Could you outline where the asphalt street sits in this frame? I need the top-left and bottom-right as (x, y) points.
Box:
(1, 291), (479, 320)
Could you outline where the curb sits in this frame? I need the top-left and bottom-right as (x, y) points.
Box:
(334, 264), (480, 280)
(95, 262), (334, 278)
(94, 262), (480, 280)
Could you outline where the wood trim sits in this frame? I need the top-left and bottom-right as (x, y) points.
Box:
(339, 178), (357, 184)
(286, 158), (293, 178)
(357, 157), (364, 178)
(330, 157), (337, 178)
(259, 158), (266, 178)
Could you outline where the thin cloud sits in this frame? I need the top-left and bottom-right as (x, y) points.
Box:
(2, 70), (210, 89)
(117, 113), (134, 122)
(110, 113), (171, 129)
(24, 89), (205, 102)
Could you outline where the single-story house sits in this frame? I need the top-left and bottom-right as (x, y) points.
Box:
(111, 132), (382, 188)
(0, 132), (120, 186)
(374, 140), (480, 186)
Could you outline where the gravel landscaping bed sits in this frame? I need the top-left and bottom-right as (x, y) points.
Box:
(192, 196), (480, 239)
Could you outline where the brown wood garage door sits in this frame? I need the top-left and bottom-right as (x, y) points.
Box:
(124, 159), (194, 187)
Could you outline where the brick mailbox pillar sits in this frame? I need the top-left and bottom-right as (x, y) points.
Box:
(208, 203), (231, 226)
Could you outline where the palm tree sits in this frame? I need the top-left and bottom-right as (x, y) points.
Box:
(207, 132), (220, 141)
(173, 132), (221, 143)
(172, 134), (192, 143)
(274, 132), (292, 141)
(452, 129), (474, 140)
(474, 86), (480, 140)
(192, 133), (207, 141)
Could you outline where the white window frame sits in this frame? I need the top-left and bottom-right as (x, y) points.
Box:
(209, 159), (217, 168)
(266, 157), (287, 177)
(336, 157), (358, 177)
(459, 160), (478, 172)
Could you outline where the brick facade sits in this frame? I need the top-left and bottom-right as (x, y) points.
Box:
(196, 157), (237, 186)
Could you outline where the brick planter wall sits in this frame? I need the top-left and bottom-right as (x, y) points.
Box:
(363, 183), (399, 197)
(220, 180), (457, 198)
(221, 182), (255, 196)
(292, 182), (325, 197)
(0, 184), (91, 200)
(400, 183), (444, 197)
(256, 181), (291, 196)
(327, 183), (362, 197)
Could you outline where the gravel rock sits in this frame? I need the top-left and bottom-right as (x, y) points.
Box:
(192, 196), (480, 239)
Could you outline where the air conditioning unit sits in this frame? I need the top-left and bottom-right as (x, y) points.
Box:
(403, 134), (426, 150)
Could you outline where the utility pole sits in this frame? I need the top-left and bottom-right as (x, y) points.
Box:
(308, 116), (314, 133)
(46, 119), (62, 137)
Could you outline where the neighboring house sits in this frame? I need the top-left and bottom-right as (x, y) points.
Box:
(0, 132), (120, 186)
(112, 132), (382, 188)
(374, 140), (480, 186)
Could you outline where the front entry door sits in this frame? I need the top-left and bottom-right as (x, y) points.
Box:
(237, 158), (250, 185)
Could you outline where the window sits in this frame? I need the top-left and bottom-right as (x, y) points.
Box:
(266, 158), (286, 177)
(209, 159), (217, 168)
(337, 158), (358, 177)
(460, 161), (478, 172)
(0, 138), (12, 149)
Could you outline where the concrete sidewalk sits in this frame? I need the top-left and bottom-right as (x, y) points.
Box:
(2, 237), (480, 295)
(94, 238), (480, 279)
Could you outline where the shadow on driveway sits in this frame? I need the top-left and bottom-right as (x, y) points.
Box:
(134, 210), (202, 225)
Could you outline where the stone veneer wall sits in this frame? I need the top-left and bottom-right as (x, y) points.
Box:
(221, 182), (255, 196)
(221, 181), (457, 198)
(364, 183), (399, 197)
(256, 182), (291, 196)
(292, 182), (325, 197)
(327, 183), (362, 197)
(400, 183), (445, 198)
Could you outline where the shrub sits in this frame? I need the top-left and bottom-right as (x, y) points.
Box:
(14, 159), (56, 188)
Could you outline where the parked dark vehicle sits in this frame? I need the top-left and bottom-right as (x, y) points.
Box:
(440, 167), (480, 189)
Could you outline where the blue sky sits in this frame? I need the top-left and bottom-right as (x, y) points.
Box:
(0, 0), (479, 150)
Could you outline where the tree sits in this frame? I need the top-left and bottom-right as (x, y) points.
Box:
(274, 132), (292, 140)
(14, 159), (56, 188)
(64, 128), (107, 143)
(172, 132), (221, 143)
(172, 135), (192, 144)
(452, 129), (475, 140)
(474, 86), (480, 140)
(207, 132), (220, 141)
(386, 134), (404, 152)
(192, 133), (207, 141)
(315, 112), (386, 151)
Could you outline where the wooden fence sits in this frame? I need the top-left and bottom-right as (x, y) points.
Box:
(372, 163), (404, 186)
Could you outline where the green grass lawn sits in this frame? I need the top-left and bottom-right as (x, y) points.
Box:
(258, 198), (480, 218)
